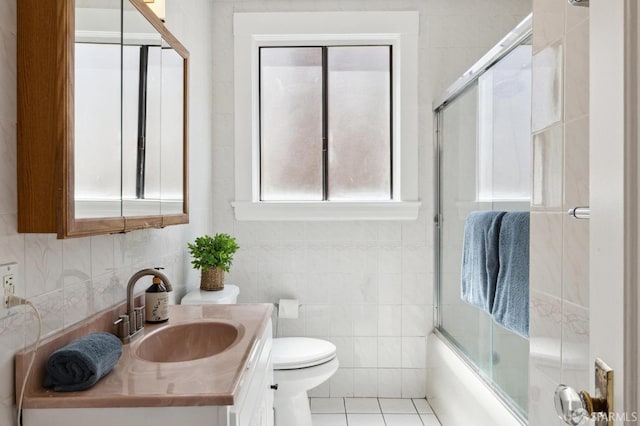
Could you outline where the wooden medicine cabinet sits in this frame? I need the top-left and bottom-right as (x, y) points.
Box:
(18, 0), (189, 238)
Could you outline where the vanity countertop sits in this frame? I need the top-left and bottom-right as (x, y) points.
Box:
(15, 303), (273, 408)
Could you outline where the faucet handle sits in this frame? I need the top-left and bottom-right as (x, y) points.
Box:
(114, 314), (130, 340)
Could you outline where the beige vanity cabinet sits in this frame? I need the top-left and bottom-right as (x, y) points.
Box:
(17, 0), (189, 238)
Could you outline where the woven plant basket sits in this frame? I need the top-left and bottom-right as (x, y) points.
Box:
(200, 267), (224, 291)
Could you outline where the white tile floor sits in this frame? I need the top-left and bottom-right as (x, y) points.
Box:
(310, 398), (442, 426)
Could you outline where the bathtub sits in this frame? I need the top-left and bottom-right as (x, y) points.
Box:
(426, 332), (526, 426)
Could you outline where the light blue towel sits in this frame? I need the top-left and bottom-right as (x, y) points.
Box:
(460, 211), (506, 313)
(43, 332), (122, 392)
(492, 211), (530, 338)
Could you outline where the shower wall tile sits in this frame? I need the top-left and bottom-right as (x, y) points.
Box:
(563, 116), (589, 210)
(529, 291), (562, 380)
(529, 213), (563, 297)
(532, 125), (564, 210)
(564, 19), (589, 122)
(532, 0), (565, 54)
(561, 301), (589, 392)
(562, 217), (589, 307)
(564, 0), (589, 33)
(529, 3), (590, 424)
(532, 42), (563, 133)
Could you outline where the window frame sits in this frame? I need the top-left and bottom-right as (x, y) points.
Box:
(233, 11), (420, 221)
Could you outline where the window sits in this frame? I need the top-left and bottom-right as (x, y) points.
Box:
(233, 12), (420, 220)
(260, 46), (392, 201)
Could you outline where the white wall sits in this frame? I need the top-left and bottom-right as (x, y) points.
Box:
(0, 1), (216, 424)
(212, 0), (530, 398)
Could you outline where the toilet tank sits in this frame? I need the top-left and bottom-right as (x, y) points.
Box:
(180, 285), (240, 305)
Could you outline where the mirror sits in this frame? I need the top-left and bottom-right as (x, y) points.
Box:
(74, 2), (122, 218)
(17, 0), (188, 237)
(74, 0), (187, 221)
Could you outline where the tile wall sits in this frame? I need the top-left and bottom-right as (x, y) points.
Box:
(212, 0), (530, 398)
(0, 1), (216, 424)
(528, 1), (590, 425)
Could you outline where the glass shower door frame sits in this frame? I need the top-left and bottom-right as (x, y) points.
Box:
(433, 14), (533, 423)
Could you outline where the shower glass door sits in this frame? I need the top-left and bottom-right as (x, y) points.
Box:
(436, 39), (532, 419)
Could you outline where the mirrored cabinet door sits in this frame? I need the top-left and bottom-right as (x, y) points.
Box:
(17, 0), (189, 238)
(75, 1), (123, 219)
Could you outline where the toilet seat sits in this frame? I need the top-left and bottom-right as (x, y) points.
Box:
(272, 337), (336, 370)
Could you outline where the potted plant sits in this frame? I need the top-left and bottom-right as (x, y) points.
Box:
(187, 233), (239, 291)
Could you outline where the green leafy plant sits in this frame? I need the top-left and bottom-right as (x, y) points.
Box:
(187, 233), (239, 272)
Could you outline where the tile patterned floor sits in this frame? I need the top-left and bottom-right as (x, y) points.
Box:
(311, 398), (442, 426)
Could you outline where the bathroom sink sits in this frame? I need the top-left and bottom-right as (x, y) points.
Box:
(134, 320), (242, 362)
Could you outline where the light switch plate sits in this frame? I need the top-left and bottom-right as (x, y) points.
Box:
(595, 358), (614, 426)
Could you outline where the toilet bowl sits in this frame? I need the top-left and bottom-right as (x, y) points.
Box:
(180, 287), (339, 426)
(272, 337), (339, 426)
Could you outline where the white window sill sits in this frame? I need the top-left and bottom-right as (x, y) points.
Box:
(231, 201), (421, 221)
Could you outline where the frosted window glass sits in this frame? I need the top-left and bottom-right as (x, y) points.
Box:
(260, 48), (323, 201)
(327, 46), (391, 200)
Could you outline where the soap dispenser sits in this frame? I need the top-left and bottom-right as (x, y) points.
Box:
(145, 271), (169, 323)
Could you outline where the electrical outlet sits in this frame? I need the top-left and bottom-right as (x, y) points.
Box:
(0, 262), (18, 309)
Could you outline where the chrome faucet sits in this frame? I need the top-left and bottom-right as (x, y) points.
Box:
(114, 268), (173, 343)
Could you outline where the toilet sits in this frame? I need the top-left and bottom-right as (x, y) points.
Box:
(181, 286), (339, 426)
(181, 285), (241, 305)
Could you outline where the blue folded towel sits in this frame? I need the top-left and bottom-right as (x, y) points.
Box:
(492, 211), (530, 338)
(43, 332), (122, 392)
(460, 210), (506, 313)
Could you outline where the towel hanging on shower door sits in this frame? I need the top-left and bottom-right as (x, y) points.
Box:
(460, 210), (506, 314)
